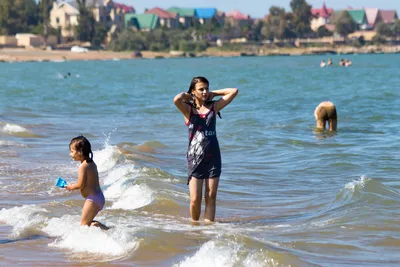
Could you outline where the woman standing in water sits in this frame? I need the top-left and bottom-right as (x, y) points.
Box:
(173, 77), (238, 223)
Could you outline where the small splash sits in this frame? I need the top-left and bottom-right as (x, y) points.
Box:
(94, 145), (123, 173)
(2, 123), (28, 133)
(173, 239), (276, 267)
(103, 165), (138, 186)
(43, 215), (140, 258)
(0, 123), (41, 138)
(174, 240), (240, 267)
(345, 175), (369, 192)
(107, 184), (155, 210)
(0, 205), (48, 239)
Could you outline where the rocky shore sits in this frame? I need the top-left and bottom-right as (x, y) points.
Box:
(0, 45), (399, 63)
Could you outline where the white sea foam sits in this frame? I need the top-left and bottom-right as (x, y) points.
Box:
(43, 215), (140, 257)
(243, 250), (280, 267)
(0, 205), (48, 238)
(174, 239), (275, 267)
(94, 144), (122, 173)
(1, 123), (28, 134)
(100, 164), (154, 210)
(174, 240), (241, 267)
(174, 239), (281, 267)
(102, 165), (138, 186)
(345, 175), (369, 191)
(108, 184), (154, 210)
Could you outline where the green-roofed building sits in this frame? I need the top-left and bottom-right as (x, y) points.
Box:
(167, 7), (196, 28)
(125, 13), (159, 31)
(167, 7), (195, 17)
(347, 10), (368, 29)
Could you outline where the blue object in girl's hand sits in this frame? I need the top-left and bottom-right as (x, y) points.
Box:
(55, 177), (68, 188)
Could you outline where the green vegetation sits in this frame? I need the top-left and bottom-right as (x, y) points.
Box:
(317, 26), (333, 37)
(290, 0), (312, 37)
(0, 0), (39, 35)
(334, 11), (358, 36)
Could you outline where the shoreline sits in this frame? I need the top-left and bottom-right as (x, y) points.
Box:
(1, 46), (399, 63)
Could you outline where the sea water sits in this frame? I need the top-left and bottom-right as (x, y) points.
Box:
(0, 54), (400, 266)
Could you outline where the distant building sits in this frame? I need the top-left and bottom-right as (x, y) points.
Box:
(311, 3), (333, 32)
(379, 10), (398, 25)
(50, 0), (135, 40)
(364, 8), (382, 30)
(125, 13), (160, 31)
(114, 3), (135, 14)
(0, 36), (18, 47)
(50, 1), (79, 39)
(346, 9), (368, 30)
(195, 8), (221, 25)
(348, 30), (377, 41)
(16, 33), (58, 47)
(225, 10), (252, 28)
(167, 7), (196, 28)
(145, 7), (178, 29)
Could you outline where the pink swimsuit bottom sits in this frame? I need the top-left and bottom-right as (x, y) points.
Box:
(86, 191), (105, 210)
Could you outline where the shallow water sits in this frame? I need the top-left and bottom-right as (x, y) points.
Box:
(1, 54), (400, 266)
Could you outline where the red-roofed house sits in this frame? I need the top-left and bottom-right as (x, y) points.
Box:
(145, 7), (178, 28)
(364, 8), (382, 29)
(114, 3), (135, 14)
(311, 2), (333, 31)
(379, 10), (398, 25)
(225, 10), (252, 28)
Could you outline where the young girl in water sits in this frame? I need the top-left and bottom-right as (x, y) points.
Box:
(173, 76), (238, 223)
(66, 135), (108, 230)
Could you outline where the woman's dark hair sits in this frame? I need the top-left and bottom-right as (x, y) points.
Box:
(187, 76), (221, 119)
(69, 135), (93, 163)
(187, 76), (209, 94)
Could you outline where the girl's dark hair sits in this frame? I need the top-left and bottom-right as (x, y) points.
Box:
(69, 135), (93, 163)
(187, 76), (221, 119)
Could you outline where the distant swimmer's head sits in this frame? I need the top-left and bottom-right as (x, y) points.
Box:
(314, 101), (337, 131)
(69, 135), (93, 163)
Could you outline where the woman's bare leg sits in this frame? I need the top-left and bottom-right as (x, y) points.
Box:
(204, 177), (219, 222)
(189, 177), (203, 221)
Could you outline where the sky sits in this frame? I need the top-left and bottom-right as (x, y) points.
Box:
(123, 0), (400, 18)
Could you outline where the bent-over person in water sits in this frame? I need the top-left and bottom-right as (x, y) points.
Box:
(314, 101), (337, 131)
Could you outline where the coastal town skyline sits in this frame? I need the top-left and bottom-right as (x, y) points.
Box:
(124, 0), (400, 18)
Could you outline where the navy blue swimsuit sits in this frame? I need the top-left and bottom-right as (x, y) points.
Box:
(186, 104), (221, 184)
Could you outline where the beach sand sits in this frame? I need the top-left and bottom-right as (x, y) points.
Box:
(1, 45), (399, 62)
(0, 48), (241, 62)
